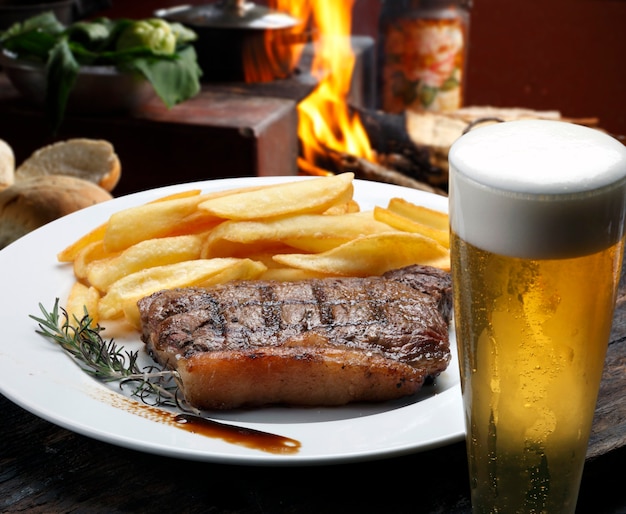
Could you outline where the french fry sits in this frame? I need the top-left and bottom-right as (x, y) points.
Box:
(197, 172), (355, 220)
(87, 233), (206, 291)
(103, 183), (281, 252)
(202, 211), (395, 257)
(57, 190), (203, 263)
(205, 241), (298, 261)
(73, 240), (117, 280)
(57, 222), (107, 263)
(322, 199), (360, 215)
(120, 306), (143, 331)
(373, 206), (449, 248)
(280, 213), (398, 253)
(386, 197), (449, 231)
(273, 232), (450, 277)
(65, 282), (101, 327)
(103, 194), (218, 253)
(164, 211), (222, 237)
(98, 258), (267, 321)
(153, 189), (202, 201)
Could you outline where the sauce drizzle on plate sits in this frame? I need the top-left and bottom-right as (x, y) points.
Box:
(174, 413), (301, 454)
(95, 387), (301, 455)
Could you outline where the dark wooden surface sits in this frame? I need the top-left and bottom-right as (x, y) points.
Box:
(1, 259), (625, 514)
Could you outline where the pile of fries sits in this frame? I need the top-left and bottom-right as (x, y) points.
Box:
(58, 173), (450, 329)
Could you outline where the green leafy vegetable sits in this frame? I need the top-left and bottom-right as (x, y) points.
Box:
(0, 12), (65, 43)
(115, 18), (177, 55)
(0, 12), (202, 132)
(45, 39), (79, 131)
(131, 46), (201, 108)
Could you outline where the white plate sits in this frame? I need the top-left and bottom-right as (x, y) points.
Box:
(0, 176), (464, 466)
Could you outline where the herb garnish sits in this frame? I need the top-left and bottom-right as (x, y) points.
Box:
(29, 300), (302, 453)
(30, 299), (198, 414)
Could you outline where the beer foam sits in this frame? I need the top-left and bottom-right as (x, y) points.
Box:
(449, 120), (626, 258)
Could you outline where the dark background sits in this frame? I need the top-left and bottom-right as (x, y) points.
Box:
(103, 0), (626, 137)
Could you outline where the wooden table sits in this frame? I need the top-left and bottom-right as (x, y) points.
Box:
(1, 259), (625, 513)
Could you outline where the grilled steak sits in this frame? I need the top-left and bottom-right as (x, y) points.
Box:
(138, 264), (452, 410)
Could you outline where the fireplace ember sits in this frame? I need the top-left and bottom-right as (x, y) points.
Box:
(297, 106), (448, 196)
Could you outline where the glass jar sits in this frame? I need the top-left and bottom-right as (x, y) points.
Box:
(378, 0), (471, 113)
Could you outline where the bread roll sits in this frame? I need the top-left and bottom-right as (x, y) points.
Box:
(15, 138), (121, 192)
(0, 175), (112, 249)
(0, 139), (15, 191)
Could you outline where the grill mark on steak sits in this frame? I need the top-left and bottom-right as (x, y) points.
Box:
(138, 264), (452, 409)
(310, 281), (330, 326)
(259, 284), (278, 333)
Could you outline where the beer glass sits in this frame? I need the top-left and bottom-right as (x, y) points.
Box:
(448, 120), (626, 513)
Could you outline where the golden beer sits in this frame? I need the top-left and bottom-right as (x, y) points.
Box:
(448, 120), (626, 513)
(451, 233), (623, 512)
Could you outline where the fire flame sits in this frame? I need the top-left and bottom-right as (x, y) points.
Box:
(269, 0), (375, 166)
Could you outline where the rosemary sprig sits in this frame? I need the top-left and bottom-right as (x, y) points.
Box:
(29, 299), (197, 413)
